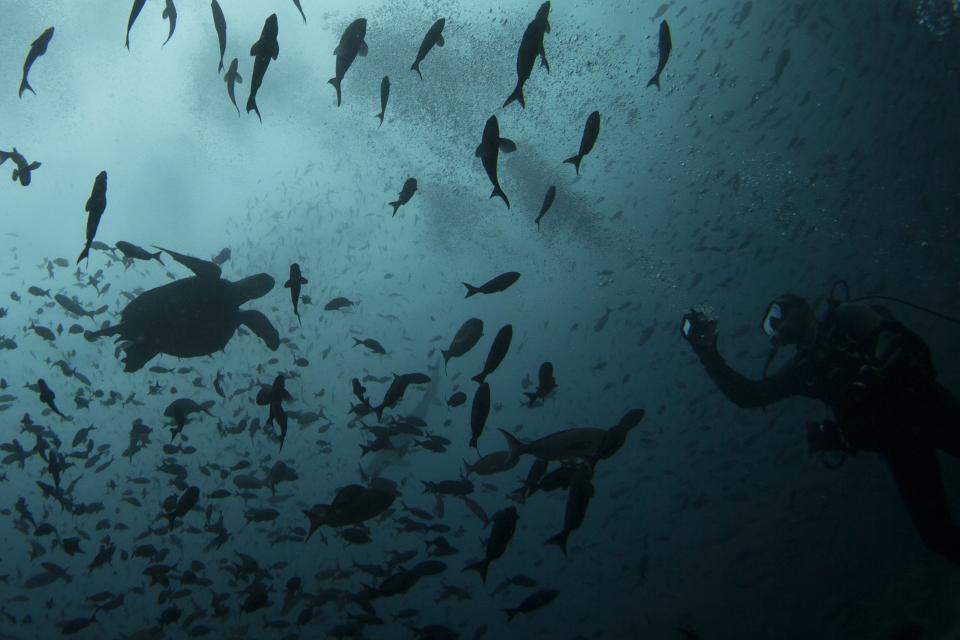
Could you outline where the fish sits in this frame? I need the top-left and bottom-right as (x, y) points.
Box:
(292, 0), (307, 23)
(283, 263), (308, 326)
(593, 306), (612, 332)
(325, 296), (353, 311)
(545, 464), (594, 555)
(161, 0), (177, 47)
(472, 324), (512, 384)
(463, 450), (516, 477)
(329, 18), (368, 107)
(411, 18), (445, 79)
(442, 318), (483, 366)
(247, 14), (279, 122)
(535, 185), (556, 228)
(504, 588), (560, 622)
(475, 116), (516, 208)
(0, 148), (41, 186)
(353, 337), (386, 355)
(77, 171), (108, 264)
(523, 362), (557, 406)
(462, 272), (520, 298)
(257, 374), (291, 450)
(36, 379), (67, 419)
(19, 27), (54, 98)
(447, 391), (466, 407)
(211, 0), (227, 72)
(163, 485), (200, 530)
(27, 286), (49, 297)
(464, 506), (518, 582)
(503, 2), (551, 108)
(55, 294), (104, 320)
(563, 110), (600, 175)
(469, 383), (490, 449)
(115, 241), (163, 265)
(389, 178), (417, 216)
(374, 75), (391, 127)
(647, 20), (672, 90)
(223, 57), (243, 116)
(125, 0), (147, 50)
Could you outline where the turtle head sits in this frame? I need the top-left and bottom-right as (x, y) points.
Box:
(232, 273), (275, 304)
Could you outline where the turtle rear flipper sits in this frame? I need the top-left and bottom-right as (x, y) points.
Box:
(239, 310), (279, 350)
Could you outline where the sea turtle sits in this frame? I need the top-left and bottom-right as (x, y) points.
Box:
(88, 247), (279, 372)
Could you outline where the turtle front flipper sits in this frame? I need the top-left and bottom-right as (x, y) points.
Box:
(122, 342), (160, 372)
(238, 310), (280, 351)
(155, 247), (222, 280)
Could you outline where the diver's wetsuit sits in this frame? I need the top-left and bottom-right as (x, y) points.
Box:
(692, 302), (960, 564)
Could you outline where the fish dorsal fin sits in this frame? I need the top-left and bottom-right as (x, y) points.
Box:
(156, 247), (221, 279)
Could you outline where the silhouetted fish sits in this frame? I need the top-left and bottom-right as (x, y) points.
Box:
(463, 272), (520, 298)
(125, 0), (147, 50)
(224, 57), (243, 116)
(535, 185), (556, 228)
(389, 178), (418, 216)
(161, 0), (177, 47)
(375, 76), (390, 126)
(19, 27), (54, 98)
(647, 20), (672, 90)
(77, 171), (107, 264)
(211, 0), (227, 72)
(563, 111), (600, 175)
(504, 2), (551, 108)
(411, 18), (445, 80)
(283, 263), (307, 326)
(475, 116), (516, 208)
(329, 18), (367, 107)
(247, 14), (279, 122)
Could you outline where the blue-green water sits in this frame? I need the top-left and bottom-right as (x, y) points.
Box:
(1, 1), (959, 639)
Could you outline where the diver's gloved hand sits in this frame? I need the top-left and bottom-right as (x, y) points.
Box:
(681, 310), (718, 354)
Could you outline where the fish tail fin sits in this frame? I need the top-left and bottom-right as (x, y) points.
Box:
(441, 349), (451, 368)
(19, 77), (33, 98)
(471, 372), (486, 384)
(125, 36), (130, 50)
(375, 111), (384, 127)
(296, 312), (302, 327)
(490, 186), (511, 209)
(523, 392), (540, 407)
(563, 154), (583, 175)
(647, 73), (661, 90)
(151, 251), (164, 266)
(499, 428), (526, 465)
(389, 200), (401, 217)
(246, 94), (261, 123)
(374, 404), (384, 422)
(411, 62), (423, 80)
(352, 337), (362, 347)
(218, 60), (224, 74)
(461, 283), (480, 298)
(76, 244), (90, 265)
(328, 78), (341, 107)
(545, 530), (569, 556)
(468, 435), (478, 449)
(503, 84), (525, 109)
(463, 559), (489, 583)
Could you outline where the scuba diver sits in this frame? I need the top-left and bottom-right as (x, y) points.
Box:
(681, 285), (960, 564)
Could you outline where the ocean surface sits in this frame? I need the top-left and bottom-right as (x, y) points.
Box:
(1, 1), (960, 639)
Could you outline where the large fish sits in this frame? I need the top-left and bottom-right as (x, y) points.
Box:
(19, 27), (54, 98)
(563, 110), (600, 175)
(223, 57), (242, 116)
(161, 0), (177, 47)
(647, 20), (672, 90)
(442, 318), (483, 366)
(389, 178), (417, 217)
(545, 464), (594, 555)
(535, 185), (556, 228)
(469, 382), (490, 449)
(247, 14), (279, 122)
(329, 18), (367, 107)
(77, 171), (107, 265)
(211, 0), (227, 72)
(283, 263), (308, 325)
(464, 506), (518, 583)
(125, 0), (147, 50)
(462, 271), (520, 298)
(475, 116), (516, 209)
(375, 76), (390, 127)
(411, 18), (445, 80)
(503, 2), (551, 108)
(472, 324), (512, 384)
